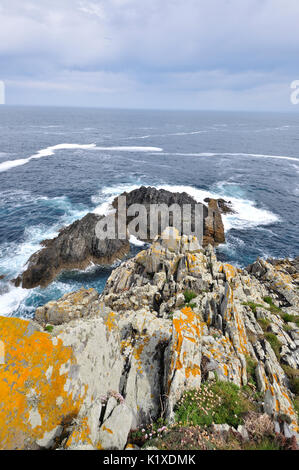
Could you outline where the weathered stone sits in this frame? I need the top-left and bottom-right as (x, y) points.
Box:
(98, 404), (133, 450)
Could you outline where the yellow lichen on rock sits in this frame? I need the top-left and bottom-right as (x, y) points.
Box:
(0, 316), (86, 450)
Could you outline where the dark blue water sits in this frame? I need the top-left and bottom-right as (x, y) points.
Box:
(0, 106), (298, 318)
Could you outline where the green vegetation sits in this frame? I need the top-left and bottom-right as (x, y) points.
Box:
(45, 325), (54, 333)
(243, 437), (281, 451)
(188, 303), (197, 309)
(242, 301), (265, 314)
(263, 296), (283, 314)
(245, 355), (257, 387)
(282, 365), (299, 395)
(257, 318), (271, 331)
(264, 333), (281, 360)
(174, 381), (253, 428)
(184, 290), (197, 304)
(281, 313), (299, 326)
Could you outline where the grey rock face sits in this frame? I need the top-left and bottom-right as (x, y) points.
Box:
(26, 228), (298, 450)
(15, 213), (130, 289)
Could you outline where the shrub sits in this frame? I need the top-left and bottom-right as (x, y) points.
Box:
(244, 412), (274, 442)
(175, 381), (252, 428)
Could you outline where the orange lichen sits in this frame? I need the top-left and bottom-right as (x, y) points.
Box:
(0, 316), (86, 450)
(105, 311), (116, 331)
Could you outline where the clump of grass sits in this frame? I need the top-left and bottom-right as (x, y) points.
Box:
(184, 290), (197, 304)
(257, 318), (271, 332)
(243, 437), (281, 451)
(264, 333), (281, 360)
(281, 313), (299, 326)
(263, 296), (283, 314)
(175, 381), (252, 428)
(45, 325), (54, 333)
(188, 303), (197, 309)
(242, 301), (267, 314)
(282, 365), (299, 395)
(245, 355), (257, 387)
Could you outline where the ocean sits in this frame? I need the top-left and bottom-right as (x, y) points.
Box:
(0, 106), (298, 318)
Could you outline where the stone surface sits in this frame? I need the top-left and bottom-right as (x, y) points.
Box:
(15, 213), (130, 289)
(0, 229), (298, 450)
(15, 186), (227, 289)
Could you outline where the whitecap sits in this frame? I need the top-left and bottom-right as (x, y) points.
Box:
(0, 143), (163, 173)
(154, 184), (280, 231)
(0, 143), (97, 173)
(156, 152), (299, 162)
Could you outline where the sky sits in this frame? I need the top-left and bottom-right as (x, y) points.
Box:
(0, 0), (299, 111)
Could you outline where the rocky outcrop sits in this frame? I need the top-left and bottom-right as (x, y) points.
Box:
(14, 213), (130, 289)
(114, 186), (225, 246)
(15, 186), (226, 289)
(1, 229), (298, 450)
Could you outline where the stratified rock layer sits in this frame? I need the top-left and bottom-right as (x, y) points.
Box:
(1, 229), (298, 450)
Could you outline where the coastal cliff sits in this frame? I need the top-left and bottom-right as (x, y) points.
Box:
(0, 229), (298, 450)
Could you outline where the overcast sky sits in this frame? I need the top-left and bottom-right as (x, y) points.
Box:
(1, 0), (299, 111)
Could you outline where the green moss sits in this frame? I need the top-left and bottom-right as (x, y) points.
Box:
(175, 381), (252, 428)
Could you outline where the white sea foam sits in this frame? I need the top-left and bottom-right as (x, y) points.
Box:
(0, 193), (90, 316)
(154, 184), (280, 232)
(95, 146), (162, 152)
(123, 131), (207, 140)
(0, 144), (163, 173)
(129, 235), (146, 246)
(92, 183), (142, 216)
(0, 143), (97, 173)
(0, 283), (29, 317)
(156, 152), (299, 162)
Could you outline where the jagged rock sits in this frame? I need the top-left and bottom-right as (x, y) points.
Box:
(1, 229), (298, 450)
(15, 213), (130, 289)
(35, 287), (101, 325)
(15, 186), (226, 289)
(98, 404), (133, 450)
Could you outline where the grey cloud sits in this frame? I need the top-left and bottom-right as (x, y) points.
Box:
(0, 0), (298, 110)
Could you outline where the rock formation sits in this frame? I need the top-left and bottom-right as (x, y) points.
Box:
(15, 186), (226, 289)
(1, 229), (298, 450)
(14, 213), (130, 289)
